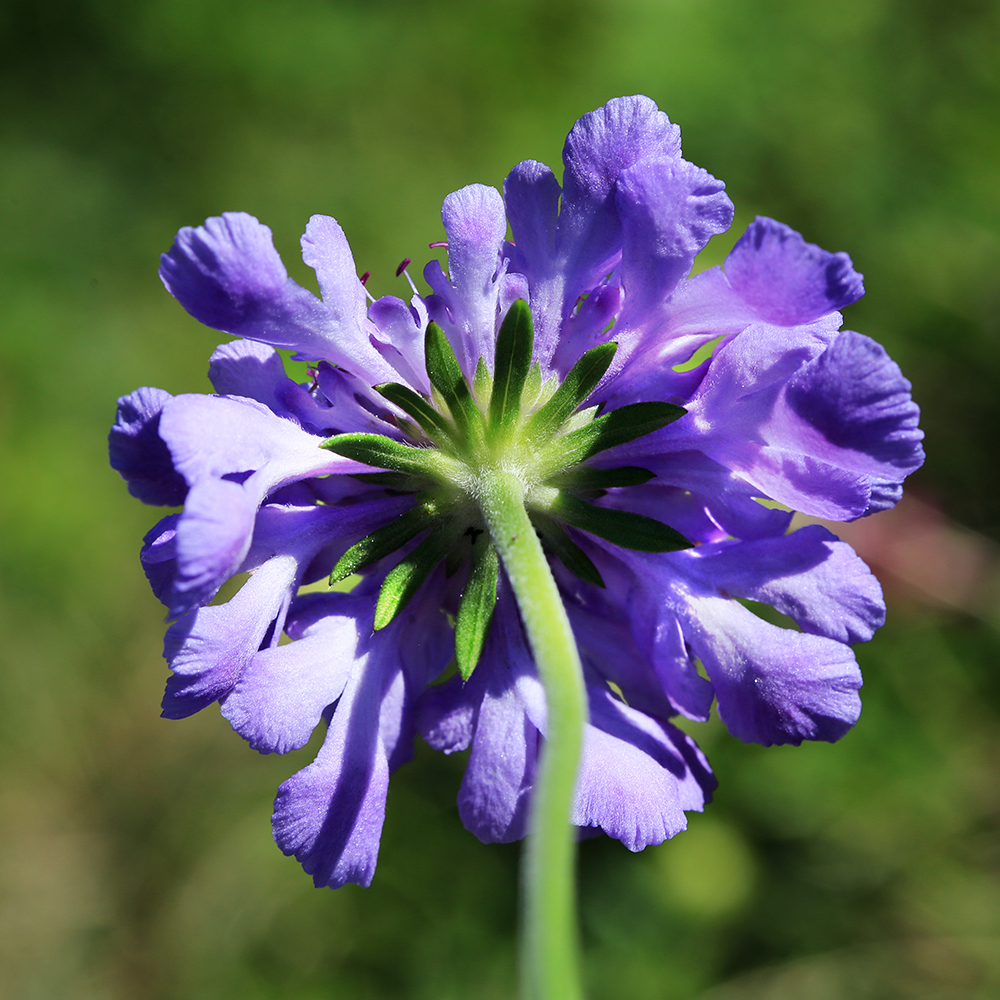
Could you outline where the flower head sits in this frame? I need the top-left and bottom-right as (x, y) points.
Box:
(111, 96), (923, 887)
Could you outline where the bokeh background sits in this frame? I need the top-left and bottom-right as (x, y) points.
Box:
(2, 1), (999, 997)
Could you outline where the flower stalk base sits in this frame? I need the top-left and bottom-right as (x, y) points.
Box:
(477, 468), (585, 1000)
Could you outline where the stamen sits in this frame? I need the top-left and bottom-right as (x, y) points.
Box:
(396, 257), (419, 297)
(360, 271), (371, 285)
(429, 241), (448, 249)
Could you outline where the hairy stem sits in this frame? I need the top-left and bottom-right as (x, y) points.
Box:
(477, 468), (586, 1000)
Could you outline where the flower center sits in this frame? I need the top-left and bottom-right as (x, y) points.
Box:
(322, 300), (691, 676)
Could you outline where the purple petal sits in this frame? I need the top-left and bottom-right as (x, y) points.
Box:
(682, 527), (885, 644)
(169, 477), (258, 613)
(159, 212), (338, 360)
(368, 295), (431, 394)
(560, 96), (681, 282)
(457, 674), (538, 844)
(674, 324), (877, 519)
(784, 330), (925, 514)
(159, 393), (357, 487)
(109, 387), (188, 506)
(299, 215), (367, 327)
(574, 687), (715, 849)
(424, 184), (507, 374)
(681, 594), (863, 746)
(272, 659), (390, 888)
(616, 158), (733, 327)
(162, 552), (298, 718)
(725, 217), (865, 325)
(504, 159), (561, 281)
(208, 340), (292, 410)
(140, 514), (180, 605)
(222, 596), (364, 753)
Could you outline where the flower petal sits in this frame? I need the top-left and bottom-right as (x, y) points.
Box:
(724, 217), (865, 326)
(109, 387), (188, 506)
(159, 212), (338, 360)
(681, 594), (863, 746)
(616, 157), (733, 329)
(222, 595), (365, 753)
(424, 184), (507, 375)
(271, 657), (391, 888)
(574, 687), (715, 849)
(682, 527), (885, 644)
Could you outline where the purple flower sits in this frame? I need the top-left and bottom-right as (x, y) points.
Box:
(110, 96), (923, 887)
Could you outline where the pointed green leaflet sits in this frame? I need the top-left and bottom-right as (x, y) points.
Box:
(553, 401), (687, 466)
(551, 492), (692, 553)
(530, 511), (606, 588)
(489, 299), (534, 432)
(330, 500), (440, 583)
(525, 341), (617, 440)
(424, 322), (482, 438)
(545, 465), (656, 491)
(454, 539), (499, 679)
(322, 432), (438, 475)
(375, 383), (453, 443)
(374, 522), (459, 630)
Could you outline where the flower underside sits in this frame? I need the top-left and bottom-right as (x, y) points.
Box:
(322, 299), (690, 678)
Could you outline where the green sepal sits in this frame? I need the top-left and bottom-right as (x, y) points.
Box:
(424, 322), (481, 436)
(554, 401), (687, 466)
(530, 511), (606, 588)
(489, 299), (534, 432)
(525, 341), (617, 440)
(350, 471), (425, 492)
(374, 522), (459, 630)
(322, 432), (439, 476)
(551, 492), (692, 553)
(473, 357), (491, 403)
(454, 540), (499, 679)
(375, 383), (453, 443)
(330, 500), (439, 582)
(545, 465), (656, 491)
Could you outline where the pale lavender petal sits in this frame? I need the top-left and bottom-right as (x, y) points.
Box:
(573, 687), (714, 849)
(169, 477), (258, 613)
(272, 659), (390, 888)
(159, 212), (338, 360)
(503, 159), (561, 282)
(159, 393), (357, 488)
(560, 95), (681, 283)
(162, 552), (298, 718)
(457, 675), (538, 844)
(784, 330), (925, 514)
(140, 514), (180, 605)
(424, 184), (507, 374)
(109, 387), (188, 506)
(368, 295), (431, 394)
(208, 340), (292, 410)
(222, 599), (362, 753)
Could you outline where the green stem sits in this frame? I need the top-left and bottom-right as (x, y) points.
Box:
(477, 469), (586, 1000)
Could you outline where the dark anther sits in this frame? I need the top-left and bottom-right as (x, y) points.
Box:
(395, 258), (411, 277)
(360, 271), (371, 286)
(428, 241), (448, 249)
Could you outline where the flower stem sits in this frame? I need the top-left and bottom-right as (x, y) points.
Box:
(477, 469), (586, 1000)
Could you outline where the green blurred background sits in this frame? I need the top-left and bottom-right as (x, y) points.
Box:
(2, 1), (999, 997)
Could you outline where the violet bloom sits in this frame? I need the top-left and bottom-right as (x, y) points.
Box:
(110, 96), (922, 888)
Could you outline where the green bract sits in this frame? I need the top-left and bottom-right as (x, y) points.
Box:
(321, 300), (690, 678)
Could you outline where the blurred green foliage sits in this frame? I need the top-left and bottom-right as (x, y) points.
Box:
(1, 1), (999, 997)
